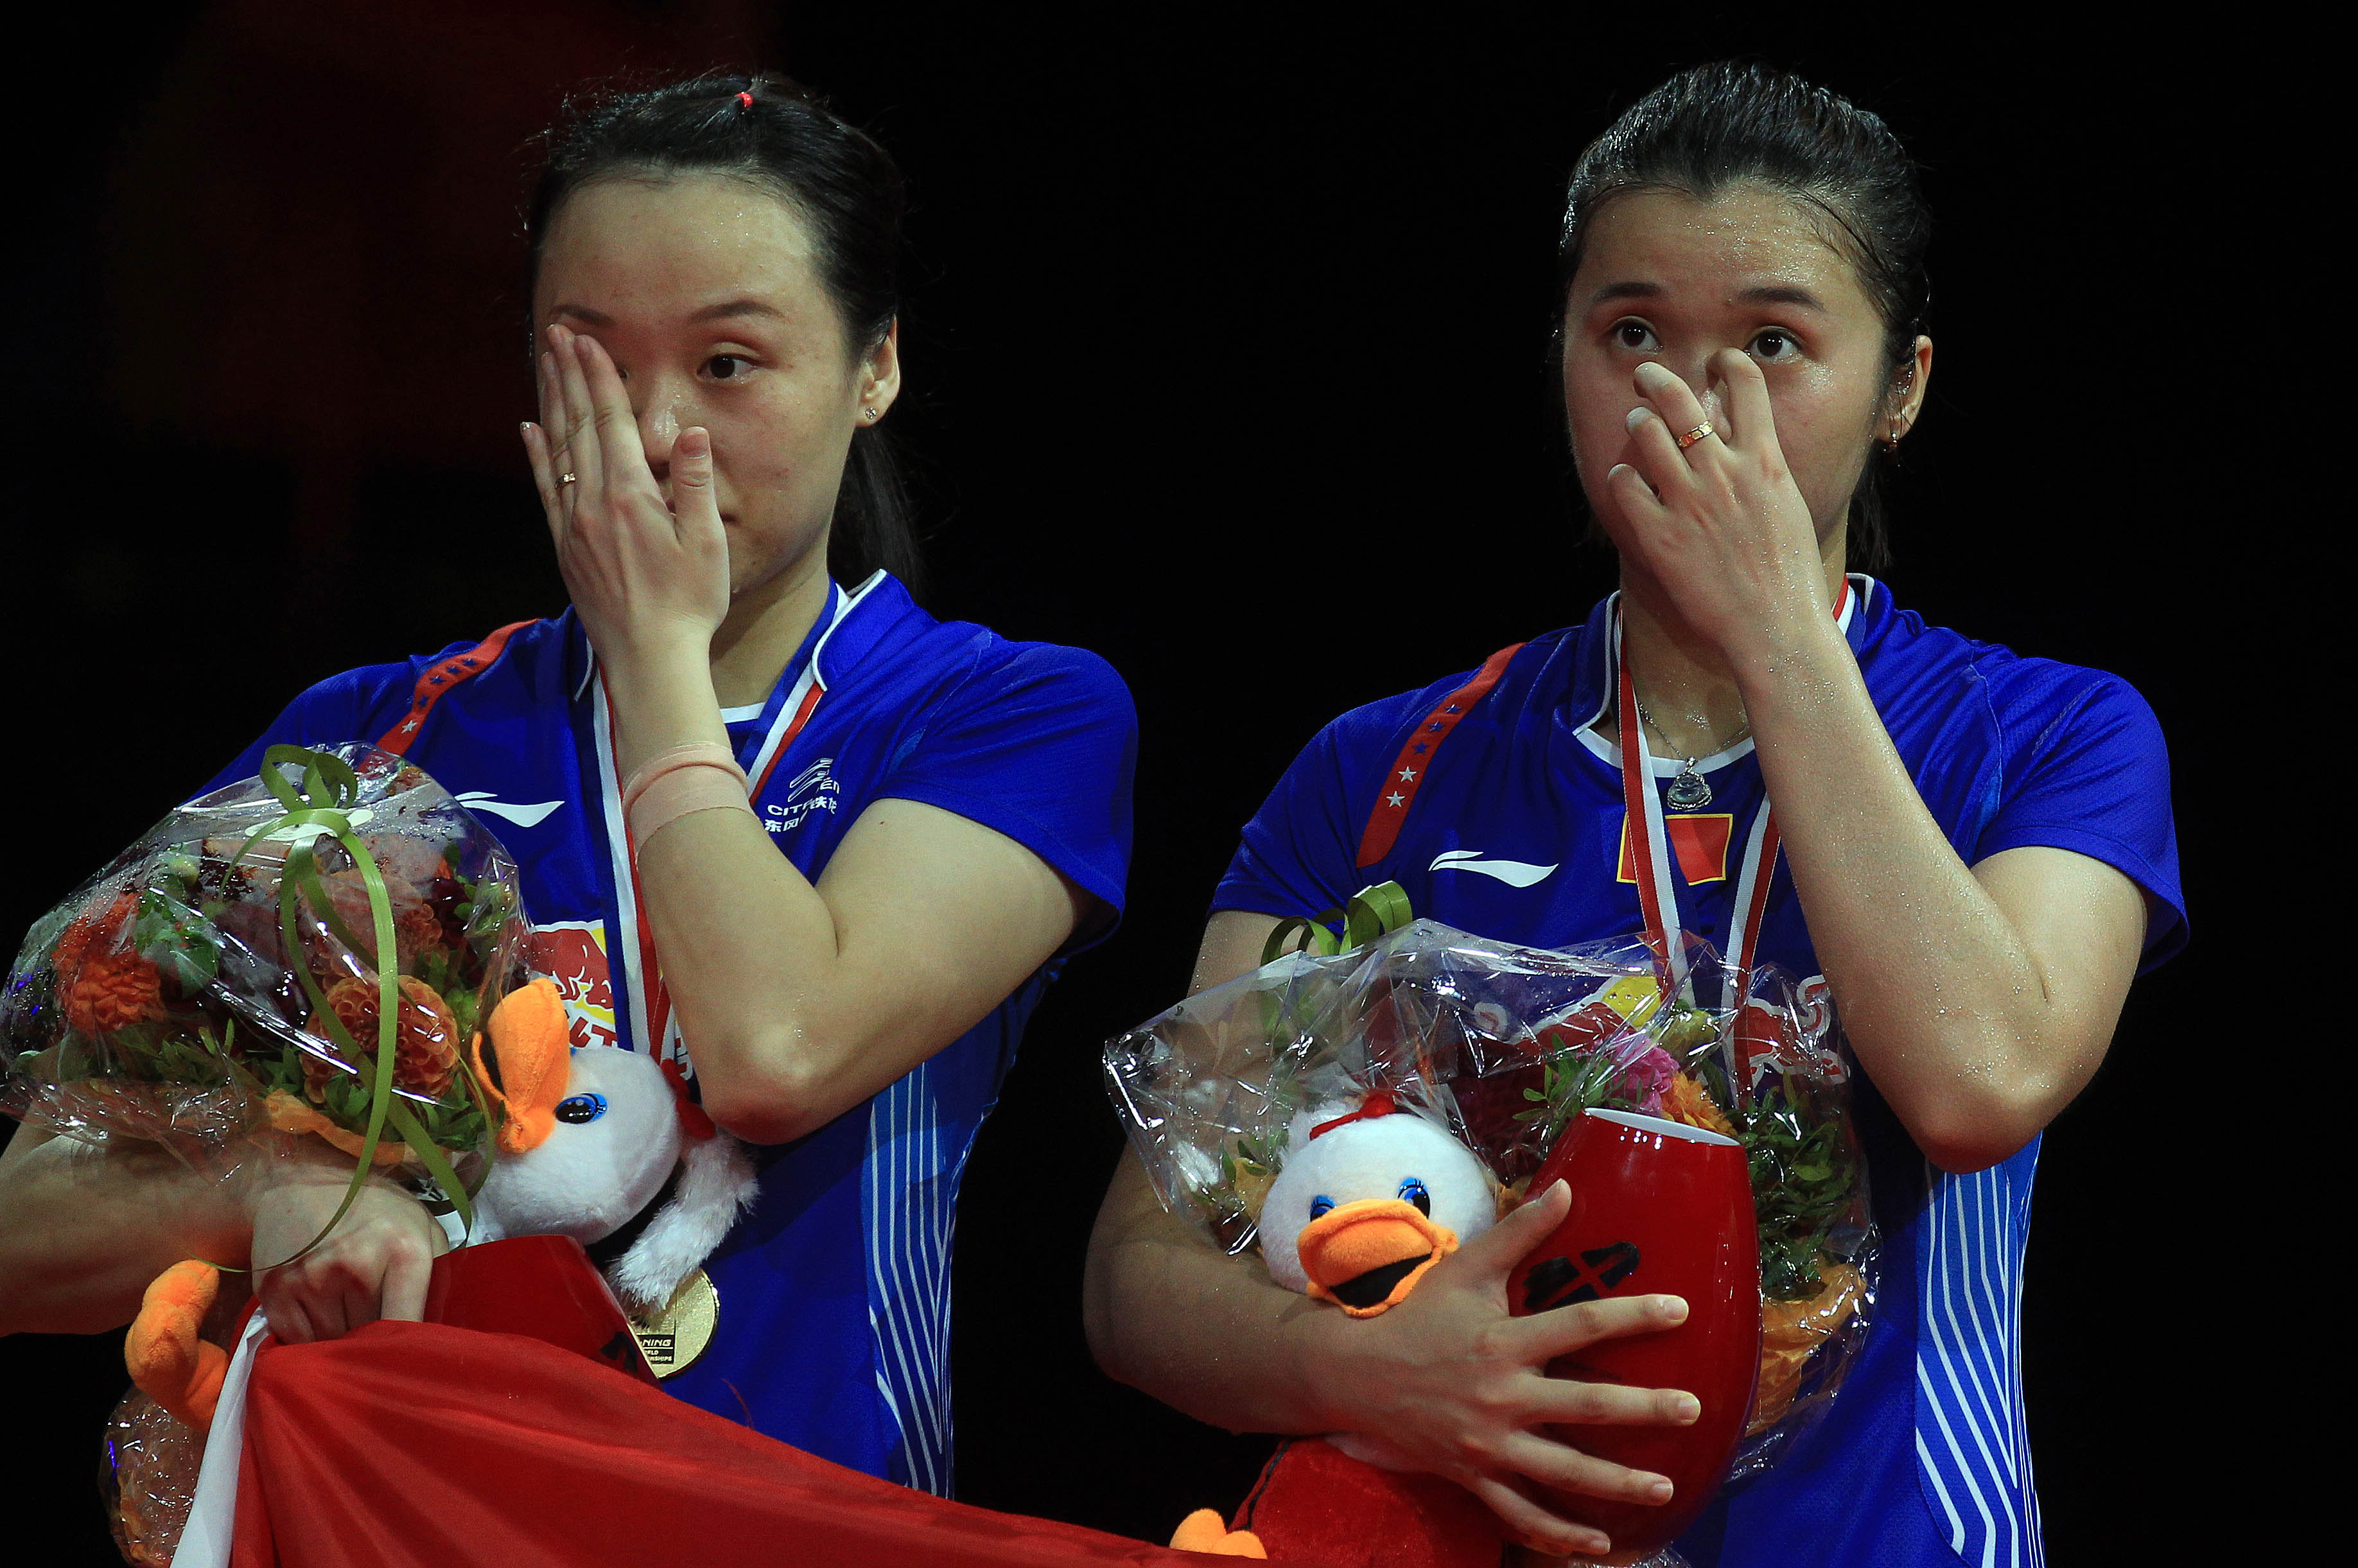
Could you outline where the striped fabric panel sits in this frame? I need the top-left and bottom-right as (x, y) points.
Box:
(1914, 1139), (2044, 1568)
(863, 1060), (962, 1496)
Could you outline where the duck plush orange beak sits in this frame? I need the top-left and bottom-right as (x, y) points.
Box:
(1257, 1091), (1499, 1320)
(1297, 1197), (1460, 1317)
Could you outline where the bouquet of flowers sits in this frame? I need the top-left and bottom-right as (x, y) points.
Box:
(2, 743), (529, 1232)
(1103, 891), (1876, 1476)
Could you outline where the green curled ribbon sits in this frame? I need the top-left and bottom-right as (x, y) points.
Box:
(1241, 882), (1419, 1153)
(222, 745), (498, 1271)
(1261, 880), (1415, 966)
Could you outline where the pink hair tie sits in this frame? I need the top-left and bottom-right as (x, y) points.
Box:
(622, 744), (754, 849)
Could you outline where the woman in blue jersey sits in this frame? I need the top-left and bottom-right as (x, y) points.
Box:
(1085, 61), (2179, 1565)
(0, 74), (1133, 1495)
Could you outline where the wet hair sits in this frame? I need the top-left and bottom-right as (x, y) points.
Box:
(527, 72), (921, 596)
(1559, 61), (1930, 571)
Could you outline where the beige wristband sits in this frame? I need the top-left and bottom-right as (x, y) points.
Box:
(627, 767), (758, 850)
(622, 742), (748, 815)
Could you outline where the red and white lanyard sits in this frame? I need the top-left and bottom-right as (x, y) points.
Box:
(1614, 579), (1852, 996)
(590, 582), (864, 1066)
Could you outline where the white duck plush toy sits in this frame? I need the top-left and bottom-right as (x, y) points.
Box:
(1258, 1090), (1498, 1318)
(452, 978), (759, 1317)
(119, 979), (760, 1447)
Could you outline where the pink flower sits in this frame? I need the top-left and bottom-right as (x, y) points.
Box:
(1602, 1036), (1678, 1115)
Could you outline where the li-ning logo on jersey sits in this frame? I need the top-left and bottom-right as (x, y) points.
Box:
(454, 790), (565, 828)
(764, 758), (841, 835)
(1428, 849), (1559, 887)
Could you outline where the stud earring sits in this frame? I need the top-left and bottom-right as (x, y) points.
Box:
(863, 407), (878, 421)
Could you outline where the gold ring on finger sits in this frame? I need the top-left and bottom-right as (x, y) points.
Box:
(558, 473), (578, 485)
(1677, 422), (1716, 450)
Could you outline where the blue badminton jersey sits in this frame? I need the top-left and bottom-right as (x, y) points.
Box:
(208, 572), (1136, 1495)
(1216, 577), (2183, 1568)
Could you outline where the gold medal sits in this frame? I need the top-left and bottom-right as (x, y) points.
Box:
(629, 1267), (719, 1378)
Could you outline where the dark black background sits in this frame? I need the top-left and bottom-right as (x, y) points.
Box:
(3, 3), (2292, 1562)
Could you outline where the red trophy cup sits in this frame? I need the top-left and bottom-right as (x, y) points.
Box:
(1506, 1108), (1760, 1556)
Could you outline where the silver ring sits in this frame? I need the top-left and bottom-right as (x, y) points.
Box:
(558, 473), (579, 485)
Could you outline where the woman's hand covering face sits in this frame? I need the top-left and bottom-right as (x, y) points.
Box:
(1562, 183), (1928, 650)
(1607, 350), (1834, 654)
(520, 173), (898, 668)
(528, 324), (733, 665)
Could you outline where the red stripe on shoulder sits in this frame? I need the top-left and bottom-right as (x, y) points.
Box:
(374, 621), (536, 756)
(1354, 643), (1524, 871)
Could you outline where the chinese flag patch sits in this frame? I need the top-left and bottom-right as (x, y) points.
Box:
(1617, 812), (1733, 885)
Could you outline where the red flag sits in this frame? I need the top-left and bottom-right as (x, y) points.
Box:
(1616, 812), (1733, 885)
(227, 1321), (1273, 1568)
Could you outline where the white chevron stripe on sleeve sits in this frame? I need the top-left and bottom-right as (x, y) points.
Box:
(864, 1061), (960, 1496)
(1916, 1146), (2044, 1568)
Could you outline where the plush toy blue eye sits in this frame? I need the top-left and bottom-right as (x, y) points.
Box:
(1309, 1196), (1335, 1221)
(1399, 1178), (1431, 1215)
(555, 1092), (607, 1125)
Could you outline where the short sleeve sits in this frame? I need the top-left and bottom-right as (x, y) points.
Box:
(1973, 672), (2185, 970)
(1214, 693), (1429, 921)
(877, 643), (1137, 939)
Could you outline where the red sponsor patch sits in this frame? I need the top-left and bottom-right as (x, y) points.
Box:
(522, 922), (617, 1050)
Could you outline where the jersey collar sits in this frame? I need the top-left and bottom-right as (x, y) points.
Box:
(565, 569), (920, 706)
(1564, 574), (1879, 756)
(728, 580), (841, 765)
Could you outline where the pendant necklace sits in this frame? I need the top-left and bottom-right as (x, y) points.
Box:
(1634, 697), (1748, 812)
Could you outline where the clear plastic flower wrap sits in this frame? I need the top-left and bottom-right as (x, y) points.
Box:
(1103, 907), (1877, 1479)
(2, 742), (527, 1206)
(101, 1386), (200, 1567)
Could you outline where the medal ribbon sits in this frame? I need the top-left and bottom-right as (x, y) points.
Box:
(1614, 579), (1852, 997)
(592, 579), (872, 1064)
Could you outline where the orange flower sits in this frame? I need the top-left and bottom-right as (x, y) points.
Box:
(1659, 1072), (1735, 1137)
(1747, 1262), (1865, 1436)
(53, 892), (168, 1036)
(302, 975), (460, 1102)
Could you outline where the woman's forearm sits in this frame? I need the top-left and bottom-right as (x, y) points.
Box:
(602, 645), (865, 1140)
(1084, 910), (1349, 1430)
(1730, 615), (2123, 1169)
(1084, 1153), (1347, 1434)
(1087, 1146), (1692, 1558)
(0, 1128), (250, 1336)
(602, 647), (1081, 1146)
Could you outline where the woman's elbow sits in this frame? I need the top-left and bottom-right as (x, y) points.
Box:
(0, 1264), (34, 1338)
(1916, 1127), (2031, 1176)
(1907, 1083), (2057, 1174)
(1081, 1174), (1175, 1388)
(699, 1056), (834, 1147)
(1081, 1233), (1140, 1384)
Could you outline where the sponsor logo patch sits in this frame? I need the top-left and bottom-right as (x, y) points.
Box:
(522, 920), (617, 1049)
(1428, 849), (1559, 887)
(762, 758), (841, 835)
(455, 791), (565, 828)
